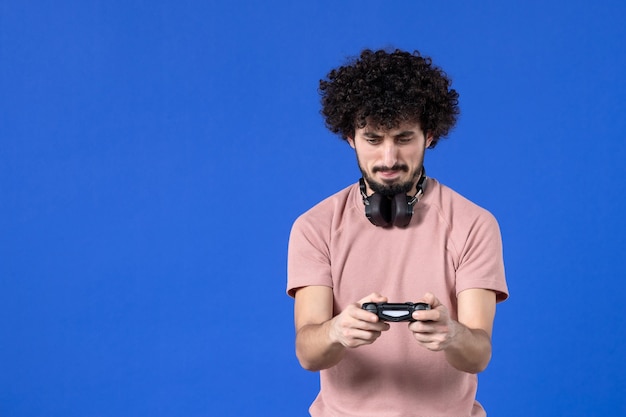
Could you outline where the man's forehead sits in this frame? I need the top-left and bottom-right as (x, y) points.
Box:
(360, 121), (423, 135)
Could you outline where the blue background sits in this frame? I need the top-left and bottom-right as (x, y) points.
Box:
(1, 1), (625, 415)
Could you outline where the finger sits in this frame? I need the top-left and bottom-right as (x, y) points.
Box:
(339, 325), (388, 347)
(345, 303), (387, 325)
(350, 330), (384, 346)
(412, 305), (445, 323)
(358, 292), (388, 305)
(409, 326), (448, 351)
(355, 310), (390, 327)
(421, 292), (440, 307)
(409, 320), (435, 334)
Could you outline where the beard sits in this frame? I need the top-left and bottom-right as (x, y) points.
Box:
(360, 163), (422, 197)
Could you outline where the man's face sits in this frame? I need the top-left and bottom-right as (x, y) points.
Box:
(348, 121), (433, 196)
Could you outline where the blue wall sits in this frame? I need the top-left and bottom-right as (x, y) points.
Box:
(2, 1), (625, 415)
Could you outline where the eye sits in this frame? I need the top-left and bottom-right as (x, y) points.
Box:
(365, 137), (382, 145)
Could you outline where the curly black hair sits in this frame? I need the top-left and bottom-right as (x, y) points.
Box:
(319, 49), (459, 148)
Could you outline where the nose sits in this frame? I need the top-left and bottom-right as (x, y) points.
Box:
(382, 141), (398, 168)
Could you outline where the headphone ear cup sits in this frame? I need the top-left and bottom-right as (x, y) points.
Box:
(391, 194), (413, 227)
(366, 193), (392, 227)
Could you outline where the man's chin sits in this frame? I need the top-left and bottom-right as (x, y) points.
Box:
(368, 179), (414, 197)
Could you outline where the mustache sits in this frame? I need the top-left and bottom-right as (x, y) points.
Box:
(372, 164), (409, 173)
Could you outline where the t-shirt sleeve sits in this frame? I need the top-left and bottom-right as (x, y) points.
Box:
(286, 213), (333, 298)
(455, 211), (509, 302)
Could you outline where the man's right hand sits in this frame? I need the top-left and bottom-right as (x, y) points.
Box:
(294, 287), (390, 371)
(328, 292), (391, 348)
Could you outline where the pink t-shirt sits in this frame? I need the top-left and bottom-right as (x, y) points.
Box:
(287, 178), (509, 417)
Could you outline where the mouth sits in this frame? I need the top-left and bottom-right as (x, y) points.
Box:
(373, 165), (408, 182)
(377, 170), (402, 181)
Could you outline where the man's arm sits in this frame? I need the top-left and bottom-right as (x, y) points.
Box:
(409, 289), (496, 374)
(294, 286), (390, 371)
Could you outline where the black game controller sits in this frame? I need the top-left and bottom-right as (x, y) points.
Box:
(362, 302), (431, 322)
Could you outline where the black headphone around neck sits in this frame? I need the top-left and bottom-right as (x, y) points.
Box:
(359, 169), (428, 228)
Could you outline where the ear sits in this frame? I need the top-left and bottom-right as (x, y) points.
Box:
(347, 136), (356, 149)
(425, 132), (434, 148)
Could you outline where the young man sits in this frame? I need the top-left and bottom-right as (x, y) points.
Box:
(287, 49), (509, 417)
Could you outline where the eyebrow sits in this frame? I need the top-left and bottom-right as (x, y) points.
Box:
(362, 130), (416, 138)
(394, 131), (415, 138)
(362, 130), (382, 137)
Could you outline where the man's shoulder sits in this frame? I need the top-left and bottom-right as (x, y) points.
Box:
(298, 183), (358, 219)
(290, 182), (360, 236)
(426, 178), (498, 223)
